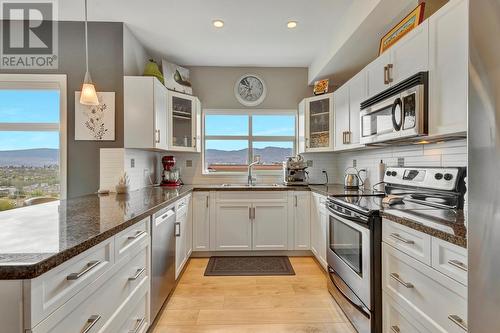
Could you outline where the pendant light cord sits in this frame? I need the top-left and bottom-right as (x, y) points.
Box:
(84, 0), (89, 73)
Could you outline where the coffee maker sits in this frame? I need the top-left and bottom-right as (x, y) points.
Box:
(160, 156), (182, 187)
(283, 155), (309, 185)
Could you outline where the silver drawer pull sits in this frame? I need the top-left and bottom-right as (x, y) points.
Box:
(448, 259), (468, 272)
(128, 231), (146, 240)
(129, 317), (146, 333)
(448, 314), (467, 331)
(390, 233), (415, 244)
(390, 273), (414, 288)
(391, 326), (400, 333)
(67, 260), (101, 280)
(128, 267), (146, 281)
(81, 314), (101, 333)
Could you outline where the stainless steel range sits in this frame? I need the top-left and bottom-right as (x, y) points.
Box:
(326, 166), (466, 333)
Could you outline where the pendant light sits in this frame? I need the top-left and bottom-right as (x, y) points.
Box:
(80, 0), (99, 105)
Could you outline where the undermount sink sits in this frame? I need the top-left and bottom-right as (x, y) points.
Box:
(221, 183), (281, 187)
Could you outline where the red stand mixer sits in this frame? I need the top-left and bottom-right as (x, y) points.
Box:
(160, 156), (182, 187)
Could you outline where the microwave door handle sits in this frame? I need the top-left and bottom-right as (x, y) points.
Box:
(392, 97), (403, 131)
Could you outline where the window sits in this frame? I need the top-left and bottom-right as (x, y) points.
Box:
(203, 110), (296, 173)
(0, 75), (66, 212)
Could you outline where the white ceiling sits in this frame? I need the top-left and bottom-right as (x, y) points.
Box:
(58, 0), (352, 67)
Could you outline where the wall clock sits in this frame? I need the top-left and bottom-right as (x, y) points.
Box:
(234, 74), (267, 107)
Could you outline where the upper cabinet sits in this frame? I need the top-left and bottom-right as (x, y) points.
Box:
(167, 91), (202, 152)
(428, 0), (468, 136)
(124, 76), (169, 150)
(334, 71), (367, 151)
(124, 76), (202, 152)
(297, 93), (334, 153)
(366, 21), (429, 97)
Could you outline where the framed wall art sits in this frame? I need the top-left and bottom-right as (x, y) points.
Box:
(75, 91), (115, 141)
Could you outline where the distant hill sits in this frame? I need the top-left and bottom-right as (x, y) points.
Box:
(0, 148), (59, 167)
(205, 146), (292, 165)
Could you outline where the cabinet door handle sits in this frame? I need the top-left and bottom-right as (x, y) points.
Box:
(387, 64), (394, 83)
(390, 233), (414, 244)
(449, 315), (467, 331)
(305, 137), (309, 148)
(295, 195), (298, 207)
(128, 267), (146, 281)
(448, 259), (468, 272)
(249, 207), (252, 220)
(391, 326), (400, 333)
(384, 65), (389, 84)
(206, 196), (209, 208)
(128, 230), (146, 240)
(174, 222), (181, 237)
(67, 260), (101, 280)
(130, 317), (146, 333)
(81, 315), (101, 333)
(155, 129), (160, 143)
(390, 273), (414, 289)
(193, 137), (197, 148)
(345, 131), (351, 144)
(253, 207), (256, 219)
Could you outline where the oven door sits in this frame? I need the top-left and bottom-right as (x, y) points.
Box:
(327, 208), (371, 309)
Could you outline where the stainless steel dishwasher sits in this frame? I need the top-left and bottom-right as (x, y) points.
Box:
(151, 204), (176, 321)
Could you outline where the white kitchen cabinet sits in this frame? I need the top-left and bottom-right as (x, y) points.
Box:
(124, 76), (168, 150)
(292, 191), (311, 250)
(167, 90), (201, 152)
(175, 194), (192, 279)
(192, 192), (210, 251)
(298, 93), (334, 153)
(297, 100), (306, 154)
(215, 203), (253, 250)
(390, 21), (429, 85)
(253, 202), (288, 250)
(334, 70), (366, 151)
(366, 51), (391, 97)
(310, 193), (327, 269)
(428, 0), (468, 136)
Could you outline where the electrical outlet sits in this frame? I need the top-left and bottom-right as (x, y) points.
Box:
(186, 160), (193, 167)
(307, 160), (313, 167)
(143, 168), (149, 177)
(130, 158), (135, 168)
(353, 159), (357, 167)
(397, 157), (405, 167)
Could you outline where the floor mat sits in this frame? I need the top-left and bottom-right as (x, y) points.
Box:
(204, 256), (296, 276)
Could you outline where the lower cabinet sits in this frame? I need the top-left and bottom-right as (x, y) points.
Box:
(310, 193), (328, 269)
(192, 191), (210, 251)
(175, 194), (192, 279)
(253, 202), (288, 250)
(292, 191), (311, 250)
(215, 203), (253, 250)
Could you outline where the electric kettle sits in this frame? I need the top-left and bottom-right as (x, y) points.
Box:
(344, 167), (364, 190)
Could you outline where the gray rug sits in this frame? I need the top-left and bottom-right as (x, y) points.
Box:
(204, 256), (295, 276)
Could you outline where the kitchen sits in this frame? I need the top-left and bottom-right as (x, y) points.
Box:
(0, 0), (496, 332)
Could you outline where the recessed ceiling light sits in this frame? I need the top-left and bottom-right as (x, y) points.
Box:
(213, 19), (224, 28)
(287, 21), (298, 29)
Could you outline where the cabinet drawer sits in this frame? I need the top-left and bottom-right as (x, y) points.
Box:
(28, 238), (114, 327)
(32, 247), (149, 333)
(115, 218), (149, 262)
(431, 238), (468, 286)
(383, 243), (467, 333)
(116, 290), (149, 333)
(383, 219), (431, 265)
(383, 292), (429, 333)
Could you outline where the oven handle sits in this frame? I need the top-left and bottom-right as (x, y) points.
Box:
(328, 267), (370, 317)
(327, 204), (368, 224)
(392, 97), (403, 131)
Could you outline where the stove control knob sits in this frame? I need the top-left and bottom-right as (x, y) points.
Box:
(435, 173), (443, 180)
(391, 171), (397, 177)
(386, 171), (391, 176)
(444, 173), (454, 181)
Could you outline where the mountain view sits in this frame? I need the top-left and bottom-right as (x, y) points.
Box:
(205, 146), (292, 172)
(0, 148), (59, 167)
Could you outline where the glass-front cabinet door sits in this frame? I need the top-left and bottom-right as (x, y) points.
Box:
(167, 90), (201, 152)
(305, 93), (334, 152)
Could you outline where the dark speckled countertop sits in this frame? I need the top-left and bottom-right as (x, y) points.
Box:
(0, 186), (193, 279)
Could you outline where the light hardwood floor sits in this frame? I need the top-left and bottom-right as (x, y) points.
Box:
(152, 257), (356, 333)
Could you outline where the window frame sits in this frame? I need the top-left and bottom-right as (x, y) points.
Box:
(202, 109), (297, 175)
(0, 74), (68, 199)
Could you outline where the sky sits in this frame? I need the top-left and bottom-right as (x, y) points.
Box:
(205, 114), (295, 151)
(0, 90), (60, 151)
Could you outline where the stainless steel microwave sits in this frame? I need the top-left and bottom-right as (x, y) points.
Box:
(360, 72), (428, 145)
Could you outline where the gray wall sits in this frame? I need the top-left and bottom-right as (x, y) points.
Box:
(188, 66), (310, 109)
(1, 21), (124, 198)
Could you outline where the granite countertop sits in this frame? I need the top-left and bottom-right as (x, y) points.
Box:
(0, 186), (193, 279)
(381, 209), (467, 248)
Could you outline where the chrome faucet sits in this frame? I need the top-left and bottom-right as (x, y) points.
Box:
(247, 156), (262, 186)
